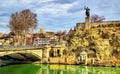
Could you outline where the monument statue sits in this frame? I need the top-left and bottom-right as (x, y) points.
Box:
(84, 7), (90, 17)
(84, 6), (91, 29)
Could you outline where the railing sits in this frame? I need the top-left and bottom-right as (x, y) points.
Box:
(0, 45), (43, 51)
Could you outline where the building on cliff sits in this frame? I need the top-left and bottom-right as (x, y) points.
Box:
(75, 7), (120, 31)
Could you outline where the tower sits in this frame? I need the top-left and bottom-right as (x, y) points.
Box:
(39, 27), (44, 33)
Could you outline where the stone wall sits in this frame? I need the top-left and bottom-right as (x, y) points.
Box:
(76, 21), (120, 30)
(49, 55), (76, 64)
(49, 57), (65, 64)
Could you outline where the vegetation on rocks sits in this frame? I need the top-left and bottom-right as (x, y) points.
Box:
(68, 28), (120, 63)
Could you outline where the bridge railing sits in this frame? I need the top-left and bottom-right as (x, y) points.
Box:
(0, 45), (43, 51)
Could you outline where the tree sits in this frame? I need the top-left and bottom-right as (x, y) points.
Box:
(9, 9), (38, 45)
(91, 14), (105, 22)
(9, 9), (37, 34)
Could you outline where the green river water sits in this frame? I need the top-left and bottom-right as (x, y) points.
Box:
(0, 64), (120, 74)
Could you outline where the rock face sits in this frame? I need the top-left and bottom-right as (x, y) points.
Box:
(69, 27), (120, 65)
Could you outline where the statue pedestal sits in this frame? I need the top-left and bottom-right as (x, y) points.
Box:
(85, 17), (91, 30)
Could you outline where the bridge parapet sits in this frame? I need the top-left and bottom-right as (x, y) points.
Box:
(0, 46), (43, 51)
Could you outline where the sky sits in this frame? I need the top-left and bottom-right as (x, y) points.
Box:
(0, 0), (120, 33)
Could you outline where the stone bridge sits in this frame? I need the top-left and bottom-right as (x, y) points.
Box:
(0, 46), (43, 60)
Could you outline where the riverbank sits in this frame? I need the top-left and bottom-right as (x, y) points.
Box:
(1, 61), (120, 67)
(0, 60), (33, 67)
(34, 59), (120, 67)
(1, 58), (120, 67)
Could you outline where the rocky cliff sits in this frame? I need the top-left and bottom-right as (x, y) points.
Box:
(69, 27), (120, 65)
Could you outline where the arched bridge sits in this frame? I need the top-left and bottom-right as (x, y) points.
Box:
(0, 46), (43, 60)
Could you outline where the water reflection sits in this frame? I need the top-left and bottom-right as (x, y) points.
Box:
(0, 64), (120, 74)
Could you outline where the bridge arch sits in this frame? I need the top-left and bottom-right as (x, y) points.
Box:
(0, 49), (43, 60)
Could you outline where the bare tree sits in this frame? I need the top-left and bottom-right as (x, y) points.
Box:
(9, 9), (37, 34)
(9, 9), (37, 45)
(91, 14), (105, 22)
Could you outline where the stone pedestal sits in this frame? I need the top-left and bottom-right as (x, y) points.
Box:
(85, 17), (91, 30)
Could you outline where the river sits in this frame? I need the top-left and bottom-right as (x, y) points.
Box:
(0, 64), (120, 74)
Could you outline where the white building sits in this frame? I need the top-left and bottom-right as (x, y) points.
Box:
(34, 38), (50, 45)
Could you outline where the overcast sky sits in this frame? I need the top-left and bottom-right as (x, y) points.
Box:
(0, 0), (120, 33)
